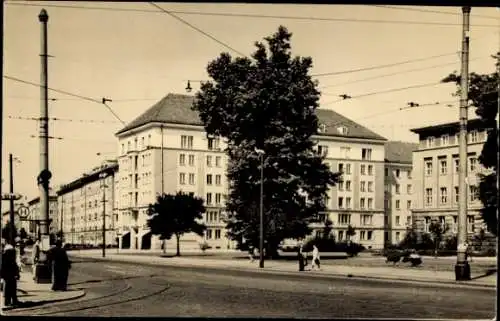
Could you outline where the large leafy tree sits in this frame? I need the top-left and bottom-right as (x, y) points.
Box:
(192, 26), (340, 257)
(146, 192), (206, 256)
(442, 53), (499, 235)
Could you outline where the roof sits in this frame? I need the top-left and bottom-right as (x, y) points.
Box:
(116, 93), (387, 141)
(57, 162), (118, 196)
(410, 118), (487, 136)
(28, 195), (58, 206)
(384, 141), (419, 164)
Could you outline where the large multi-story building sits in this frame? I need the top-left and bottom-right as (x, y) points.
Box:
(114, 93), (389, 250)
(56, 160), (119, 246)
(383, 141), (418, 245)
(26, 194), (59, 238)
(410, 118), (489, 238)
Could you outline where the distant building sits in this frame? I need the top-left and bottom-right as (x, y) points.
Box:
(114, 93), (389, 250)
(383, 141), (418, 246)
(56, 160), (119, 246)
(410, 118), (489, 238)
(27, 194), (59, 238)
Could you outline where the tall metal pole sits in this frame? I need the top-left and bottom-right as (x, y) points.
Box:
(9, 154), (15, 245)
(60, 197), (64, 242)
(102, 175), (107, 258)
(259, 154), (264, 269)
(455, 6), (471, 281)
(496, 12), (500, 264)
(38, 9), (51, 243)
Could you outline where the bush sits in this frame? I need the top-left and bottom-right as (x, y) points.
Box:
(199, 241), (211, 252)
(303, 237), (337, 252)
(443, 235), (457, 251)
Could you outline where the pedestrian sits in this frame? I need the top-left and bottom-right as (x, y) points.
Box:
(312, 245), (321, 270)
(297, 244), (305, 271)
(248, 245), (255, 262)
(1, 244), (21, 307)
(47, 240), (71, 291)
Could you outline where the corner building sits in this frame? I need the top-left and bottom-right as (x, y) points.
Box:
(115, 93), (389, 251)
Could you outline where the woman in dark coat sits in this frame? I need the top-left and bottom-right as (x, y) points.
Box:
(1, 244), (20, 306)
(48, 240), (71, 291)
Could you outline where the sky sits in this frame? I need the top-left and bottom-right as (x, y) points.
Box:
(2, 2), (499, 203)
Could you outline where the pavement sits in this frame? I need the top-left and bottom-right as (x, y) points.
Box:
(69, 249), (497, 289)
(1, 265), (86, 313)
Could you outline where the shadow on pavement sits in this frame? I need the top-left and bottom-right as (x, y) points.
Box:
(68, 274), (157, 286)
(471, 268), (497, 280)
(4, 288), (86, 311)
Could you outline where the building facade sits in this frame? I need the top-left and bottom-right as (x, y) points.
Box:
(114, 93), (389, 250)
(26, 195), (59, 238)
(383, 141), (418, 245)
(56, 161), (119, 246)
(410, 119), (489, 238)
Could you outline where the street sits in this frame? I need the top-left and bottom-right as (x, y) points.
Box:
(6, 257), (496, 318)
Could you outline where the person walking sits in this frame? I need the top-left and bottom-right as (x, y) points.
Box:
(311, 245), (321, 270)
(297, 244), (305, 271)
(47, 240), (71, 291)
(248, 245), (255, 262)
(1, 244), (21, 307)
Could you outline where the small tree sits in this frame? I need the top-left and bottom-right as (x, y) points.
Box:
(147, 192), (207, 256)
(346, 224), (356, 243)
(429, 220), (449, 257)
(322, 219), (333, 239)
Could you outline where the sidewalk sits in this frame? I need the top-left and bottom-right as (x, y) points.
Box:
(71, 251), (497, 289)
(1, 268), (86, 313)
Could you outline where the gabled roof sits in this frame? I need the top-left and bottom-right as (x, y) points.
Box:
(116, 93), (387, 141)
(384, 141), (419, 164)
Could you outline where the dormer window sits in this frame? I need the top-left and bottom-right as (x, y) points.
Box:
(318, 124), (327, 133)
(337, 125), (348, 135)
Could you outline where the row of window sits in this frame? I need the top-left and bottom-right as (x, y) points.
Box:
(337, 163), (375, 176)
(179, 173), (196, 185)
(385, 168), (412, 179)
(206, 193), (223, 206)
(337, 197), (374, 209)
(422, 215), (475, 233)
(335, 229), (374, 241)
(390, 215), (412, 226)
(424, 155), (478, 176)
(180, 135), (223, 151)
(121, 135), (152, 154)
(206, 210), (221, 223)
(425, 131), (481, 149)
(385, 183), (412, 195)
(424, 186), (478, 205)
(205, 228), (222, 240)
(385, 199), (412, 210)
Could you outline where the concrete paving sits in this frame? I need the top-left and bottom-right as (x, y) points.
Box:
(70, 250), (497, 289)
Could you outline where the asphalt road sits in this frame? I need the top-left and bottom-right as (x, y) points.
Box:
(7, 257), (496, 318)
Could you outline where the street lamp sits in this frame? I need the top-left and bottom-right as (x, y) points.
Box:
(99, 172), (108, 258)
(255, 148), (265, 269)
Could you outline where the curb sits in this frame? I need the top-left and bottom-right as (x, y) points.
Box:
(70, 254), (496, 290)
(3, 289), (86, 313)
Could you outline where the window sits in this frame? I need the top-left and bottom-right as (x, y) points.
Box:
(467, 215), (474, 233)
(338, 231), (344, 241)
(439, 158), (447, 175)
(469, 130), (478, 143)
(395, 184), (400, 194)
(395, 216), (400, 226)
(340, 147), (351, 159)
(360, 181), (366, 192)
(367, 181), (373, 192)
(407, 170), (412, 179)
(385, 168), (389, 177)
(425, 188), (433, 205)
(407, 200), (412, 209)
(179, 154), (186, 166)
(367, 231), (373, 240)
(215, 156), (222, 167)
(148, 134), (151, 146)
(206, 174), (213, 185)
(188, 155), (195, 166)
(318, 123), (327, 133)
(361, 148), (372, 160)
(215, 175), (222, 186)
(338, 197), (344, 209)
(317, 145), (328, 157)
(425, 158), (433, 176)
(395, 232), (401, 242)
(345, 164), (351, 175)
(469, 185), (478, 202)
(441, 134), (449, 146)
(189, 173), (195, 185)
(395, 200), (400, 210)
(367, 198), (373, 209)
(206, 193), (212, 205)
(385, 199), (390, 208)
(208, 137), (220, 150)
(360, 198), (366, 209)
(368, 165), (373, 176)
(339, 214), (351, 224)
(424, 217), (431, 233)
(346, 197), (352, 209)
(141, 137), (145, 149)
(338, 163), (344, 173)
(361, 214), (372, 226)
(215, 193), (222, 205)
(406, 216), (412, 226)
(360, 165), (366, 175)
(454, 158), (459, 173)
(395, 169), (400, 178)
(346, 180), (352, 191)
(181, 135), (194, 149)
(469, 157), (477, 172)
(180, 173), (186, 185)
(455, 186), (459, 203)
(426, 137), (435, 148)
(121, 144), (125, 154)
(338, 181), (344, 191)
(385, 184), (390, 193)
(440, 187), (448, 204)
(206, 156), (212, 167)
(206, 229), (212, 239)
(453, 216), (458, 233)
(337, 126), (349, 135)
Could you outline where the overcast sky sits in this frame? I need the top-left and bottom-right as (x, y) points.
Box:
(2, 2), (499, 202)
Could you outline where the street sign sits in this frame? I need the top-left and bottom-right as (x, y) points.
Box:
(17, 206), (30, 219)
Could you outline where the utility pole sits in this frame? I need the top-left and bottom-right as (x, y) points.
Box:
(255, 149), (265, 269)
(60, 196), (64, 242)
(455, 6), (471, 281)
(9, 154), (15, 245)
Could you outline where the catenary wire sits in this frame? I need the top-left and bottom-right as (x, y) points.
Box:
(372, 5), (500, 20)
(3, 75), (126, 125)
(4, 2), (499, 28)
(7, 115), (122, 124)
